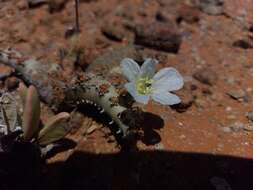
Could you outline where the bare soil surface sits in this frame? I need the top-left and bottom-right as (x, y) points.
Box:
(1, 0), (253, 189)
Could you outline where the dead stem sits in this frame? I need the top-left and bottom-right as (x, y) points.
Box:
(75, 0), (80, 33)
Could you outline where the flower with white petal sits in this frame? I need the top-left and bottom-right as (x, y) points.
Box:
(120, 58), (184, 105)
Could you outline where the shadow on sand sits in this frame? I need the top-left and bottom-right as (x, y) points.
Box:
(42, 150), (253, 190)
(0, 111), (252, 190)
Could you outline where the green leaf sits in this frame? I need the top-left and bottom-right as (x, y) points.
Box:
(38, 112), (70, 146)
(22, 85), (41, 141)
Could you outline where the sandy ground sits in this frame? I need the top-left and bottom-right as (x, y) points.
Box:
(1, 0), (253, 189)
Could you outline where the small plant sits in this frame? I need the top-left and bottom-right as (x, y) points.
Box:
(121, 58), (184, 105)
(0, 84), (71, 156)
(66, 34), (84, 63)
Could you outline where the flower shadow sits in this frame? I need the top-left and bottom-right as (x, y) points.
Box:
(138, 112), (164, 145)
(121, 107), (164, 145)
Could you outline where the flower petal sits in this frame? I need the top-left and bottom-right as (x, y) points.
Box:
(120, 58), (140, 82)
(140, 58), (158, 78)
(152, 67), (183, 92)
(124, 82), (150, 104)
(151, 91), (181, 105)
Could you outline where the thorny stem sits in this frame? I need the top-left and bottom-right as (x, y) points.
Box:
(75, 0), (80, 33)
(0, 49), (131, 140)
(63, 73), (129, 136)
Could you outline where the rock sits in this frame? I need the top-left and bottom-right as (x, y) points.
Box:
(224, 76), (236, 85)
(228, 122), (244, 132)
(16, 0), (28, 10)
(243, 124), (253, 132)
(246, 111), (253, 122)
(197, 0), (224, 15)
(11, 22), (34, 43)
(193, 68), (218, 86)
(134, 22), (182, 53)
(4, 77), (19, 91)
(101, 21), (125, 42)
(227, 89), (245, 99)
(245, 64), (253, 72)
(243, 95), (251, 103)
(87, 45), (140, 78)
(48, 0), (67, 13)
(227, 114), (236, 120)
(222, 121), (253, 133)
(225, 106), (232, 112)
(227, 89), (250, 102)
(0, 71), (13, 81)
(177, 4), (200, 24)
(154, 142), (165, 150)
(85, 124), (99, 135)
(249, 25), (253, 33)
(233, 39), (253, 49)
(194, 97), (207, 110)
(190, 84), (198, 91)
(155, 11), (170, 23)
(28, 0), (47, 7)
(226, 122), (253, 132)
(202, 87), (213, 96)
(221, 127), (232, 133)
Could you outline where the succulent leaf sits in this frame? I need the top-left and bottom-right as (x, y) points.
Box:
(18, 82), (28, 105)
(38, 112), (70, 146)
(22, 86), (41, 141)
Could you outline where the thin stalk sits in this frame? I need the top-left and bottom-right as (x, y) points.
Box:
(75, 0), (80, 33)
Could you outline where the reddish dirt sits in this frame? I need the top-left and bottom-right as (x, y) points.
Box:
(1, 0), (253, 189)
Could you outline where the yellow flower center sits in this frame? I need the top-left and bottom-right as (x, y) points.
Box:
(136, 77), (153, 95)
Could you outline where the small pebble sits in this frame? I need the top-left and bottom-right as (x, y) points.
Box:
(245, 111), (253, 122)
(193, 68), (218, 86)
(85, 125), (99, 135)
(228, 122), (245, 132)
(5, 77), (19, 91)
(221, 127), (232, 133)
(225, 107), (232, 112)
(233, 39), (253, 49)
(243, 124), (253, 131)
(154, 143), (165, 150)
(16, 0), (28, 10)
(227, 89), (247, 102)
(179, 134), (186, 139)
(198, 0), (224, 15)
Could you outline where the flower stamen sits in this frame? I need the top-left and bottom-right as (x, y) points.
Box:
(136, 77), (153, 95)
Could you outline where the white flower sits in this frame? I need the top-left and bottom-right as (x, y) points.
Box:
(120, 58), (184, 105)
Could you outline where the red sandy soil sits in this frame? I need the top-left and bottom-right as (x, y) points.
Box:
(1, 0), (253, 189)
